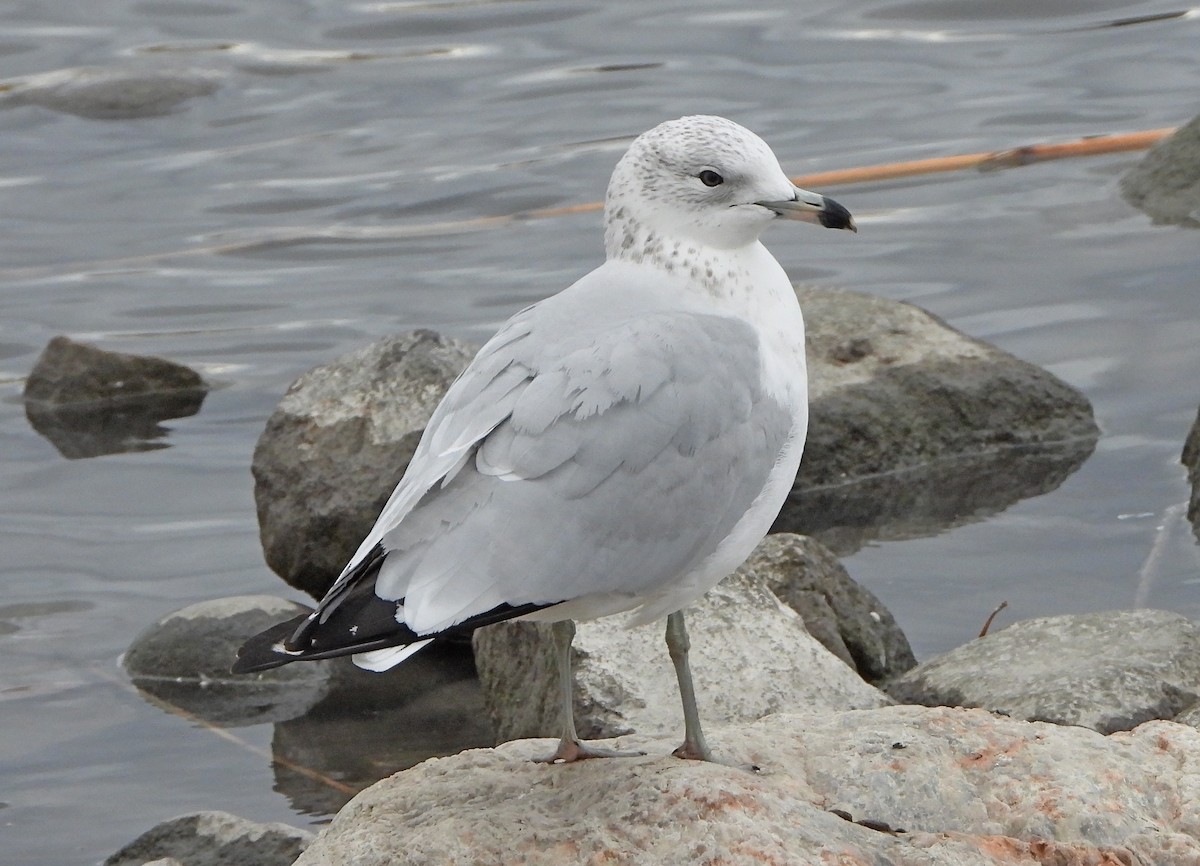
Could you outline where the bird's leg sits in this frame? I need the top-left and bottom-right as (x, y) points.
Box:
(666, 609), (714, 762)
(539, 619), (642, 763)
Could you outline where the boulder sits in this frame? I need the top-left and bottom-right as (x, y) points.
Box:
(23, 336), (208, 458)
(1182, 406), (1200, 539)
(472, 566), (890, 745)
(1120, 113), (1200, 227)
(885, 609), (1200, 733)
(739, 533), (915, 683)
(252, 330), (476, 599)
(293, 706), (1200, 866)
(105, 811), (311, 866)
(4, 66), (220, 119)
(779, 287), (1098, 551)
(252, 290), (1099, 596)
(124, 595), (334, 727)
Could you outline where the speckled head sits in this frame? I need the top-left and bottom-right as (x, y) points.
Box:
(603, 115), (854, 261)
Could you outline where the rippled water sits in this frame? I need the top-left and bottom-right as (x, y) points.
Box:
(2, 1), (1198, 863)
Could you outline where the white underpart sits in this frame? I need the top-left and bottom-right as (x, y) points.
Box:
(353, 639), (433, 672)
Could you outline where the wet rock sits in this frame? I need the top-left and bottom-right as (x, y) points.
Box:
(23, 336), (208, 458)
(1120, 113), (1200, 227)
(105, 810), (311, 866)
(779, 287), (1099, 550)
(293, 706), (1200, 866)
(473, 566), (889, 745)
(252, 331), (476, 599)
(885, 609), (1200, 733)
(1182, 406), (1200, 539)
(3, 67), (220, 119)
(124, 595), (334, 727)
(741, 533), (916, 683)
(779, 438), (1094, 555)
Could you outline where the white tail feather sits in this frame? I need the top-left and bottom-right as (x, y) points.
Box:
(352, 639), (434, 672)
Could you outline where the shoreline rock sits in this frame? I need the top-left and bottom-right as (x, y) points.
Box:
(292, 706), (1200, 866)
(885, 608), (1200, 733)
(1120, 113), (1200, 228)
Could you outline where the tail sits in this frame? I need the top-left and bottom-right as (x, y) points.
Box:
(230, 610), (431, 674)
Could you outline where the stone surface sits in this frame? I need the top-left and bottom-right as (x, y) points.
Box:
(4, 66), (220, 119)
(252, 330), (476, 599)
(886, 609), (1200, 733)
(23, 336), (208, 458)
(124, 595), (334, 726)
(779, 288), (1099, 550)
(105, 811), (311, 866)
(1120, 113), (1200, 227)
(293, 706), (1200, 866)
(1182, 406), (1200, 539)
(740, 532), (916, 683)
(473, 566), (890, 745)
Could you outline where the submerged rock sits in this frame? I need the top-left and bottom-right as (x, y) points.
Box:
(1182, 406), (1200, 539)
(252, 330), (476, 599)
(885, 609), (1200, 733)
(293, 706), (1200, 866)
(473, 543), (891, 745)
(23, 336), (208, 458)
(1120, 113), (1200, 227)
(124, 595), (334, 727)
(253, 289), (1099, 597)
(2, 66), (220, 119)
(105, 811), (311, 866)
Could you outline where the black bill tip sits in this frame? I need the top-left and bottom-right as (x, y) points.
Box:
(819, 196), (857, 233)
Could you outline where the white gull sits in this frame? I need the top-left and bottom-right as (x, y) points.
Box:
(234, 115), (856, 763)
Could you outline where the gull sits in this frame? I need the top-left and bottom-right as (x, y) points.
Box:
(233, 115), (856, 763)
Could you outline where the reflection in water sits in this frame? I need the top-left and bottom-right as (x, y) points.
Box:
(776, 438), (1097, 555)
(25, 390), (206, 459)
(269, 645), (494, 816)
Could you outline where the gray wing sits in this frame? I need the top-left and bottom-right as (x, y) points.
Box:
(360, 303), (793, 636)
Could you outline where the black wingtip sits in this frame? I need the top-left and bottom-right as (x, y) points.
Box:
(230, 613), (311, 675)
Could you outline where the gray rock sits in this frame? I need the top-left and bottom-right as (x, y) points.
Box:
(23, 336), (208, 458)
(885, 609), (1200, 733)
(741, 533), (916, 683)
(124, 595), (334, 726)
(293, 706), (1200, 866)
(472, 566), (889, 745)
(780, 287), (1098, 551)
(252, 330), (476, 599)
(105, 810), (311, 866)
(4, 67), (220, 119)
(1120, 113), (1200, 227)
(1182, 406), (1200, 539)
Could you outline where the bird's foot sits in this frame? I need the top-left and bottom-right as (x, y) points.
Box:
(671, 737), (715, 762)
(539, 737), (645, 764)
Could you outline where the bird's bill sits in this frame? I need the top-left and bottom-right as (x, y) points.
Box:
(757, 187), (857, 233)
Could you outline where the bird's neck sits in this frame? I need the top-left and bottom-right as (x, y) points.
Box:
(605, 210), (777, 304)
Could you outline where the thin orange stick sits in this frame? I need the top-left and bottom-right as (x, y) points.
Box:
(792, 127), (1176, 187)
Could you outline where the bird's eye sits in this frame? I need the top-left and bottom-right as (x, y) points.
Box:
(698, 170), (724, 187)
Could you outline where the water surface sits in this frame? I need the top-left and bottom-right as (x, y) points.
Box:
(2, 1), (1198, 863)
